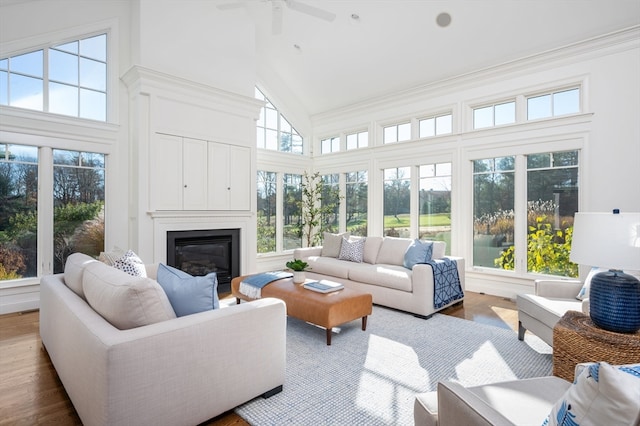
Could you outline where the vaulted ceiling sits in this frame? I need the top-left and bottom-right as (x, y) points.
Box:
(218, 0), (640, 116)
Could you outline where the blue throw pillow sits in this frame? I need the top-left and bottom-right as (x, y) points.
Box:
(403, 239), (434, 269)
(156, 264), (219, 316)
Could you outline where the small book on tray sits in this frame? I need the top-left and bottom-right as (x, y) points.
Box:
(303, 280), (344, 293)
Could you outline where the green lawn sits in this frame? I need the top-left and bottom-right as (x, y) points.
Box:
(383, 213), (451, 228)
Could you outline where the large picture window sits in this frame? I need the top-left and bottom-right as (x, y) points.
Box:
(257, 171), (277, 254)
(473, 150), (579, 277)
(283, 173), (302, 250)
(52, 149), (105, 273)
(0, 144), (38, 279)
(0, 144), (105, 281)
(383, 167), (411, 237)
(346, 171), (368, 236)
(419, 162), (452, 254)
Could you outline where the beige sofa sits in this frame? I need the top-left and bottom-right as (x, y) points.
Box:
(293, 236), (465, 318)
(39, 253), (286, 426)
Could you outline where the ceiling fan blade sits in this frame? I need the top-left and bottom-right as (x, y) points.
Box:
(272, 2), (283, 35)
(217, 1), (247, 11)
(285, 0), (336, 22)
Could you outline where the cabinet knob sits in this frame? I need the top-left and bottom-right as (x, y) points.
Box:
(184, 185), (187, 188)
(227, 187), (231, 190)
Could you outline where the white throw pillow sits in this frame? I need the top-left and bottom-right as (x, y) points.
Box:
(113, 249), (147, 277)
(321, 232), (350, 258)
(543, 362), (640, 426)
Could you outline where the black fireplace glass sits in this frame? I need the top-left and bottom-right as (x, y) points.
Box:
(166, 229), (240, 293)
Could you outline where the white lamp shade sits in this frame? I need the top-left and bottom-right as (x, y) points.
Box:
(570, 212), (640, 271)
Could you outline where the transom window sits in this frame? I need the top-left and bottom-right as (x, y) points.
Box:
(473, 101), (515, 129)
(321, 136), (340, 154)
(255, 87), (303, 154)
(383, 122), (411, 144)
(0, 34), (107, 121)
(346, 131), (368, 150)
(419, 113), (453, 138)
(527, 88), (580, 120)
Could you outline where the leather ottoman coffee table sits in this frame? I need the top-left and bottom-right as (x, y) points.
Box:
(232, 275), (372, 345)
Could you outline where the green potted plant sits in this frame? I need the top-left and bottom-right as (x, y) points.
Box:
(286, 259), (310, 283)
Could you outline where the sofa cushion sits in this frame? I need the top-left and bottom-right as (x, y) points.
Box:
(404, 239), (434, 269)
(113, 249), (147, 277)
(305, 256), (351, 279)
(348, 263), (413, 291)
(64, 252), (98, 299)
(376, 237), (413, 266)
(545, 362), (640, 426)
(361, 236), (383, 264)
(156, 264), (219, 316)
(338, 237), (366, 263)
(321, 232), (350, 258)
(82, 261), (176, 330)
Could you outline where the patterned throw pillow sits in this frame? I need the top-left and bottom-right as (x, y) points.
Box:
(543, 362), (640, 426)
(338, 237), (366, 263)
(113, 249), (147, 277)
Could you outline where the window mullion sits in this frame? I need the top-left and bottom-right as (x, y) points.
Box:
(513, 154), (528, 274)
(38, 147), (54, 276)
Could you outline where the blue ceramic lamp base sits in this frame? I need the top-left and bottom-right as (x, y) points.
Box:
(589, 270), (640, 333)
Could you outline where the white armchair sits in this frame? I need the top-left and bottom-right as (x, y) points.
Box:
(516, 277), (589, 347)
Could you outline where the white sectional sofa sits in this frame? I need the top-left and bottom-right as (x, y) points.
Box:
(39, 253), (286, 426)
(293, 236), (465, 318)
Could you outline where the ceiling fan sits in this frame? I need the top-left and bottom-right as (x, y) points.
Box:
(217, 0), (336, 35)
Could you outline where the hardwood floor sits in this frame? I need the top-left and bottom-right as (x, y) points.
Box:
(0, 291), (518, 426)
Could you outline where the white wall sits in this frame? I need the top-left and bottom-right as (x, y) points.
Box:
(133, 0), (256, 99)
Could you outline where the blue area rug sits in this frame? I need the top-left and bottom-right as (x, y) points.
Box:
(235, 305), (552, 425)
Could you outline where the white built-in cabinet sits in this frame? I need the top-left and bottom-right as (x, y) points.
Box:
(150, 133), (250, 211)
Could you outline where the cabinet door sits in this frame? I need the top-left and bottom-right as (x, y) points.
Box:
(207, 142), (251, 210)
(207, 142), (230, 210)
(228, 145), (251, 210)
(151, 133), (183, 210)
(182, 138), (208, 210)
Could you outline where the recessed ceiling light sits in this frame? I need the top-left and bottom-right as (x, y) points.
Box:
(436, 12), (451, 28)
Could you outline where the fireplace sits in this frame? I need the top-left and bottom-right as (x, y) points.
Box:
(166, 229), (240, 293)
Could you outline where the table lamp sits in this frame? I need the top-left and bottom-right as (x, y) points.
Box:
(570, 210), (640, 333)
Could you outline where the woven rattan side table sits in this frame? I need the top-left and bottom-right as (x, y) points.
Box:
(552, 310), (640, 382)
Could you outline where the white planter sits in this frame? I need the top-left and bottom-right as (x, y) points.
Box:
(292, 271), (306, 284)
